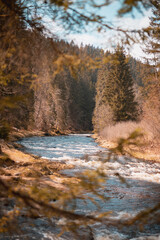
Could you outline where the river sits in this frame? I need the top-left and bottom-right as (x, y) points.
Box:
(17, 134), (160, 240)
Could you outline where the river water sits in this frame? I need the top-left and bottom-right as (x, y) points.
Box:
(17, 134), (160, 240)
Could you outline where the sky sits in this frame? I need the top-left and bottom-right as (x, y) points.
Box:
(43, 1), (153, 61)
(66, 2), (152, 60)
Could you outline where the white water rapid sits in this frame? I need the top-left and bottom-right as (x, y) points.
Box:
(16, 134), (160, 240)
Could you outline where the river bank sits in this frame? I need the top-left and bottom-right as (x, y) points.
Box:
(0, 131), (102, 239)
(0, 131), (82, 237)
(1, 128), (160, 186)
(93, 133), (160, 163)
(1, 131), (160, 239)
(1, 128), (160, 191)
(0, 134), (76, 191)
(0, 128), (94, 190)
(0, 130), (78, 223)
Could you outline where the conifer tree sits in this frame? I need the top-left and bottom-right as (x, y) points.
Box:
(103, 47), (139, 122)
(144, 0), (160, 77)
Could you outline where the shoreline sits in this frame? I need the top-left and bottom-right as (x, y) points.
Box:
(0, 130), (82, 238)
(1, 129), (160, 194)
(92, 133), (160, 163)
(0, 129), (160, 238)
(0, 129), (78, 194)
(1, 128), (160, 177)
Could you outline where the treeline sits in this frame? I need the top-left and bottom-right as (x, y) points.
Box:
(93, 1), (160, 149)
(0, 32), (102, 132)
(0, 0), (103, 133)
(93, 47), (154, 132)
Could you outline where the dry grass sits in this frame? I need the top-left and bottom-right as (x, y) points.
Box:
(99, 75), (160, 155)
(98, 119), (160, 161)
(100, 121), (143, 142)
(100, 119), (158, 143)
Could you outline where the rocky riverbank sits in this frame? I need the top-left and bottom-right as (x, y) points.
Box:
(0, 135), (75, 191)
(0, 130), (81, 238)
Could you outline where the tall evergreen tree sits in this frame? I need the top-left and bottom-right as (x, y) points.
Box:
(103, 47), (139, 122)
(144, 0), (160, 77)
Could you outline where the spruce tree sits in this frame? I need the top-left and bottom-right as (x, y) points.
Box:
(104, 47), (139, 122)
(144, 0), (160, 77)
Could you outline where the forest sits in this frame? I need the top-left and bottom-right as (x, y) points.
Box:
(0, 0), (159, 142)
(0, 0), (160, 239)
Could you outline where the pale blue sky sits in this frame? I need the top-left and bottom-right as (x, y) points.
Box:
(43, 1), (153, 60)
(66, 2), (152, 60)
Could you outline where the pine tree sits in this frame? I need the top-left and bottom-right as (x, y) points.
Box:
(104, 47), (139, 122)
(144, 0), (160, 77)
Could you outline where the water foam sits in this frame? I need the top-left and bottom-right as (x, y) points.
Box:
(18, 135), (160, 183)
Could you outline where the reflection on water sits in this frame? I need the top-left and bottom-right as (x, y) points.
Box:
(16, 134), (160, 239)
